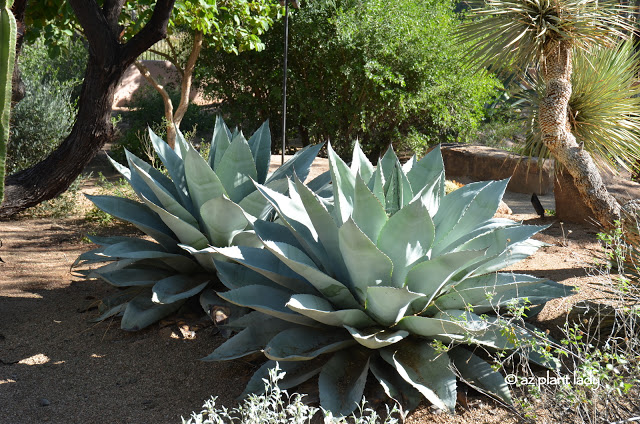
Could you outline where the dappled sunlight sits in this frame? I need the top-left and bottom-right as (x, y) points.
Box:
(17, 353), (50, 366)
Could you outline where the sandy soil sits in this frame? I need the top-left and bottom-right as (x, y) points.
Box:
(0, 161), (611, 424)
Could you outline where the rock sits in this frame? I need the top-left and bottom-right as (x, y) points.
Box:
(436, 144), (555, 195)
(496, 200), (512, 215)
(39, 398), (50, 407)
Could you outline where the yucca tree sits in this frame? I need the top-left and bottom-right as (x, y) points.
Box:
(520, 40), (640, 174)
(459, 0), (636, 228)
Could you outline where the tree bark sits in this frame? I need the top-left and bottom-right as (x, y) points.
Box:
(133, 30), (203, 149)
(0, 0), (176, 218)
(539, 42), (622, 228)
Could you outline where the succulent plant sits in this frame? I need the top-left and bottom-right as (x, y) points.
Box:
(189, 143), (571, 416)
(74, 117), (325, 331)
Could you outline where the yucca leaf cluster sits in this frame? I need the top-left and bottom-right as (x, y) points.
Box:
(75, 117), (324, 331)
(190, 143), (571, 415)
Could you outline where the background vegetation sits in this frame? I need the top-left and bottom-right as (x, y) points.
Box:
(197, 0), (498, 157)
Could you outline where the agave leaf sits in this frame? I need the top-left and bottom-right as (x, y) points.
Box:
(383, 165), (400, 215)
(344, 326), (409, 349)
(129, 160), (199, 226)
(449, 346), (512, 405)
(151, 275), (209, 304)
(306, 169), (332, 195)
(369, 357), (423, 411)
(402, 155), (416, 174)
(256, 181), (331, 270)
(287, 294), (375, 327)
(293, 177), (349, 282)
(215, 260), (284, 290)
(216, 137), (258, 203)
(147, 127), (191, 208)
(263, 241), (360, 310)
(108, 154), (160, 206)
(174, 127), (191, 159)
(338, 218), (393, 302)
(378, 146), (399, 184)
(406, 146), (445, 200)
(90, 302), (128, 323)
(100, 239), (166, 257)
(429, 273), (571, 314)
(433, 218), (520, 256)
(247, 120), (271, 183)
(432, 179), (509, 252)
(231, 230), (262, 248)
(377, 199), (435, 287)
(367, 165), (385, 204)
(319, 348), (371, 417)
(210, 115), (233, 170)
(199, 288), (250, 323)
(200, 197), (249, 247)
(365, 286), (424, 326)
(265, 143), (324, 184)
(120, 291), (184, 331)
(352, 174), (388, 243)
(241, 358), (327, 398)
(328, 143), (356, 224)
(404, 250), (487, 313)
(87, 235), (139, 247)
(253, 219), (302, 249)
(184, 147), (227, 214)
(238, 178), (288, 221)
(202, 316), (297, 361)
(106, 153), (132, 180)
(140, 193), (209, 250)
(125, 151), (181, 201)
(380, 339), (456, 412)
(396, 313), (491, 337)
(218, 285), (318, 326)
(350, 141), (374, 182)
(212, 245), (313, 293)
(92, 268), (172, 287)
(471, 238), (547, 275)
(265, 327), (355, 361)
(85, 195), (177, 249)
(411, 169), (445, 218)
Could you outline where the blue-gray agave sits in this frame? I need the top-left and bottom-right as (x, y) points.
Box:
(189, 143), (572, 415)
(74, 117), (325, 331)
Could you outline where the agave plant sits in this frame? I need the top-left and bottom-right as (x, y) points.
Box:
(186, 143), (571, 415)
(74, 117), (325, 331)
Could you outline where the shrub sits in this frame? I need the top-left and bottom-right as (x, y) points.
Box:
(196, 0), (498, 157)
(7, 36), (84, 173)
(182, 364), (405, 424)
(195, 142), (572, 416)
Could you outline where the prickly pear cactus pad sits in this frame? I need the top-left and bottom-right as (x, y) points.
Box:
(199, 142), (572, 416)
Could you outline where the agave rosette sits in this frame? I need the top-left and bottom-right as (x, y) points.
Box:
(74, 117), (325, 331)
(191, 143), (571, 415)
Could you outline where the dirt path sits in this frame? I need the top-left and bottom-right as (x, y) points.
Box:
(0, 175), (609, 423)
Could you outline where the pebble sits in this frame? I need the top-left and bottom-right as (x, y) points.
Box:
(39, 398), (50, 407)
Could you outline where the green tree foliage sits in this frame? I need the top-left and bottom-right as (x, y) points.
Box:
(7, 36), (84, 173)
(197, 0), (498, 157)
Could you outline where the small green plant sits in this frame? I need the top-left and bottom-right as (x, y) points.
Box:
(201, 142), (571, 416)
(19, 174), (85, 218)
(182, 364), (405, 424)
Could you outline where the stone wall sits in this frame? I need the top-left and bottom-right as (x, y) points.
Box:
(438, 144), (554, 195)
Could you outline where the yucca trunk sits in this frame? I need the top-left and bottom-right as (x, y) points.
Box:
(540, 41), (621, 227)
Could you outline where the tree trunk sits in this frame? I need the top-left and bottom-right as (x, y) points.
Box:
(10, 0), (26, 103)
(0, 0), (176, 218)
(539, 42), (622, 228)
(133, 30), (203, 149)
